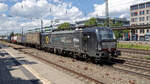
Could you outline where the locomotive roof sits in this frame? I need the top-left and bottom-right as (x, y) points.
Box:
(82, 27), (112, 32)
(51, 30), (77, 34)
(42, 27), (111, 35)
(83, 27), (110, 30)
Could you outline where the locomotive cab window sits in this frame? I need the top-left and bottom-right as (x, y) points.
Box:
(98, 30), (116, 40)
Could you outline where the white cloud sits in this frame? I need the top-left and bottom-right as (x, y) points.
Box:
(0, 0), (83, 34)
(10, 0), (49, 18)
(0, 3), (8, 12)
(53, 0), (61, 3)
(89, 0), (150, 18)
(0, 14), (23, 35)
(10, 0), (82, 20)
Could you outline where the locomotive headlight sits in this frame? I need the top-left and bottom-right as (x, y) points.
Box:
(98, 47), (102, 51)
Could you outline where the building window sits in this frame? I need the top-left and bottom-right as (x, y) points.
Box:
(131, 18), (138, 22)
(147, 29), (149, 33)
(140, 29), (145, 33)
(139, 17), (145, 21)
(146, 2), (150, 8)
(135, 12), (138, 16)
(131, 5), (138, 10)
(139, 17), (142, 21)
(142, 11), (144, 15)
(135, 30), (138, 33)
(131, 12), (138, 16)
(140, 29), (142, 33)
(147, 16), (150, 21)
(140, 11), (142, 15)
(131, 12), (134, 16)
(139, 11), (145, 15)
(142, 17), (145, 21)
(131, 18), (134, 22)
(135, 18), (138, 22)
(139, 4), (145, 9)
(143, 23), (145, 25)
(147, 10), (150, 14)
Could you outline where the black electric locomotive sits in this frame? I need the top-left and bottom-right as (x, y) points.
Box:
(41, 27), (121, 62)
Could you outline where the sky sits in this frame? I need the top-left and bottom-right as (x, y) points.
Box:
(0, 0), (149, 34)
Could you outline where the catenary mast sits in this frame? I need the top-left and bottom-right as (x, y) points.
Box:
(105, 0), (109, 27)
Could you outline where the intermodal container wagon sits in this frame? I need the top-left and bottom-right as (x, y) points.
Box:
(25, 32), (41, 45)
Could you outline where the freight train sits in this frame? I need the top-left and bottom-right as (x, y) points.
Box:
(7, 27), (121, 62)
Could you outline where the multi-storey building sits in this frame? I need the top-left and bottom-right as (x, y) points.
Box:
(130, 1), (150, 41)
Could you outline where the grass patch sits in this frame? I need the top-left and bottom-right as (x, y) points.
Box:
(145, 56), (150, 60)
(117, 43), (150, 50)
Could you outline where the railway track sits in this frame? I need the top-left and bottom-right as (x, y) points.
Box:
(2, 41), (150, 82)
(113, 57), (150, 79)
(13, 45), (150, 80)
(118, 48), (150, 55)
(9, 46), (104, 84)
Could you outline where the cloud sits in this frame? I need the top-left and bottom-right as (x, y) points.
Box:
(52, 0), (61, 3)
(89, 0), (150, 18)
(0, 0), (19, 2)
(0, 14), (23, 35)
(0, 0), (83, 34)
(10, 0), (49, 18)
(10, 0), (82, 20)
(0, 3), (8, 12)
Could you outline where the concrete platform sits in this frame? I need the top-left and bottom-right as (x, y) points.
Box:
(0, 45), (85, 84)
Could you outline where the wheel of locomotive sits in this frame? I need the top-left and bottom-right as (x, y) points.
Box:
(57, 49), (62, 55)
(54, 48), (58, 54)
(81, 54), (87, 61)
(72, 53), (77, 59)
(92, 57), (101, 64)
(49, 48), (54, 53)
(85, 56), (91, 63)
(72, 52), (79, 59)
(77, 54), (85, 61)
(61, 50), (65, 56)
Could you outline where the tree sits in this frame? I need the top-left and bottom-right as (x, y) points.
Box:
(111, 22), (129, 39)
(114, 30), (123, 39)
(84, 17), (97, 26)
(58, 22), (71, 30)
(10, 32), (14, 37)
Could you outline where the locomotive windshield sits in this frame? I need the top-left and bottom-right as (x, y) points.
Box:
(98, 30), (116, 40)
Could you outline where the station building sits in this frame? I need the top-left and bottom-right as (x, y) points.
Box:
(130, 1), (150, 41)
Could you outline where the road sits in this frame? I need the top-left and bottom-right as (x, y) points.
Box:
(0, 44), (85, 84)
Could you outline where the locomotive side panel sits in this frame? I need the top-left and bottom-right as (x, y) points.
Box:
(51, 32), (81, 52)
(81, 31), (98, 57)
(41, 33), (51, 48)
